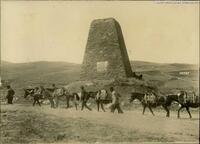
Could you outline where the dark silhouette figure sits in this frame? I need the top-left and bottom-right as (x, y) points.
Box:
(80, 86), (92, 111)
(6, 85), (15, 104)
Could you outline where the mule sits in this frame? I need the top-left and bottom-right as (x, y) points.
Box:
(167, 93), (200, 119)
(24, 88), (43, 106)
(64, 91), (94, 110)
(40, 86), (70, 108)
(88, 90), (112, 112)
(70, 91), (97, 111)
(129, 92), (171, 117)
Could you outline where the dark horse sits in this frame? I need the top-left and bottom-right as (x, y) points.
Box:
(70, 90), (112, 111)
(62, 91), (95, 110)
(129, 92), (172, 117)
(24, 88), (44, 106)
(88, 90), (112, 112)
(68, 91), (93, 110)
(167, 93), (200, 118)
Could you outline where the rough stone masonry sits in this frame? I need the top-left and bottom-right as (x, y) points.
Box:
(81, 18), (133, 80)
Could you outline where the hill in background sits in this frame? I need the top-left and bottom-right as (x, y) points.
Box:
(1, 60), (198, 103)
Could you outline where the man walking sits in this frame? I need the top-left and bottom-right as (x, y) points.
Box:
(110, 87), (123, 114)
(80, 86), (92, 111)
(32, 87), (41, 106)
(6, 85), (15, 104)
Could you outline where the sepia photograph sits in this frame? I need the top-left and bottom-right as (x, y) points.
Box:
(1, 1), (199, 144)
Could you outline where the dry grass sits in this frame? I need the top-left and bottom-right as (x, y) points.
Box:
(1, 105), (199, 144)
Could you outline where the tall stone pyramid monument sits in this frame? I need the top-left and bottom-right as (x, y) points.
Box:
(81, 18), (133, 80)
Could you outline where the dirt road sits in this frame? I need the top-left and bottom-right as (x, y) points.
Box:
(1, 104), (199, 143)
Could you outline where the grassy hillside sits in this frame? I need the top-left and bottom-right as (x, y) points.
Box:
(132, 61), (196, 71)
(1, 61), (81, 87)
(1, 60), (198, 83)
(1, 60), (198, 104)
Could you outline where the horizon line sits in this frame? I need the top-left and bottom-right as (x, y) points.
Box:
(1, 59), (199, 65)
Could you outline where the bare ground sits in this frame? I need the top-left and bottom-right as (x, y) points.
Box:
(0, 104), (199, 144)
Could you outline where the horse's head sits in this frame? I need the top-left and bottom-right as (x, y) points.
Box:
(177, 91), (185, 96)
(24, 88), (34, 98)
(129, 93), (137, 103)
(88, 91), (98, 99)
(129, 92), (145, 103)
(24, 89), (29, 98)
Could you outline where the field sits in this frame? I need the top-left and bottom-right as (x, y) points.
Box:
(1, 104), (199, 144)
(0, 60), (199, 143)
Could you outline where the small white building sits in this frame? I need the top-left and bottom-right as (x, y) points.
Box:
(179, 71), (190, 75)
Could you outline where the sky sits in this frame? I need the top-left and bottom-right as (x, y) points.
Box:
(1, 1), (199, 64)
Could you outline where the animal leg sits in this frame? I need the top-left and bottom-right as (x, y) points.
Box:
(55, 96), (59, 108)
(37, 99), (41, 106)
(81, 102), (84, 110)
(110, 104), (115, 113)
(33, 100), (36, 106)
(49, 98), (54, 108)
(186, 107), (192, 119)
(97, 101), (100, 112)
(148, 106), (155, 116)
(177, 106), (183, 118)
(112, 105), (116, 113)
(117, 104), (123, 114)
(142, 105), (146, 115)
(100, 102), (106, 112)
(163, 105), (170, 117)
(85, 103), (92, 111)
(75, 103), (78, 110)
(66, 96), (69, 108)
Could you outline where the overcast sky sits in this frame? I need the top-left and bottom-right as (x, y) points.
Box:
(1, 1), (199, 64)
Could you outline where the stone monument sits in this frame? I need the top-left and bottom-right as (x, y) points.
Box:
(81, 18), (133, 80)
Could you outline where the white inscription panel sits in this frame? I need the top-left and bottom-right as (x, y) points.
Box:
(97, 61), (108, 72)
